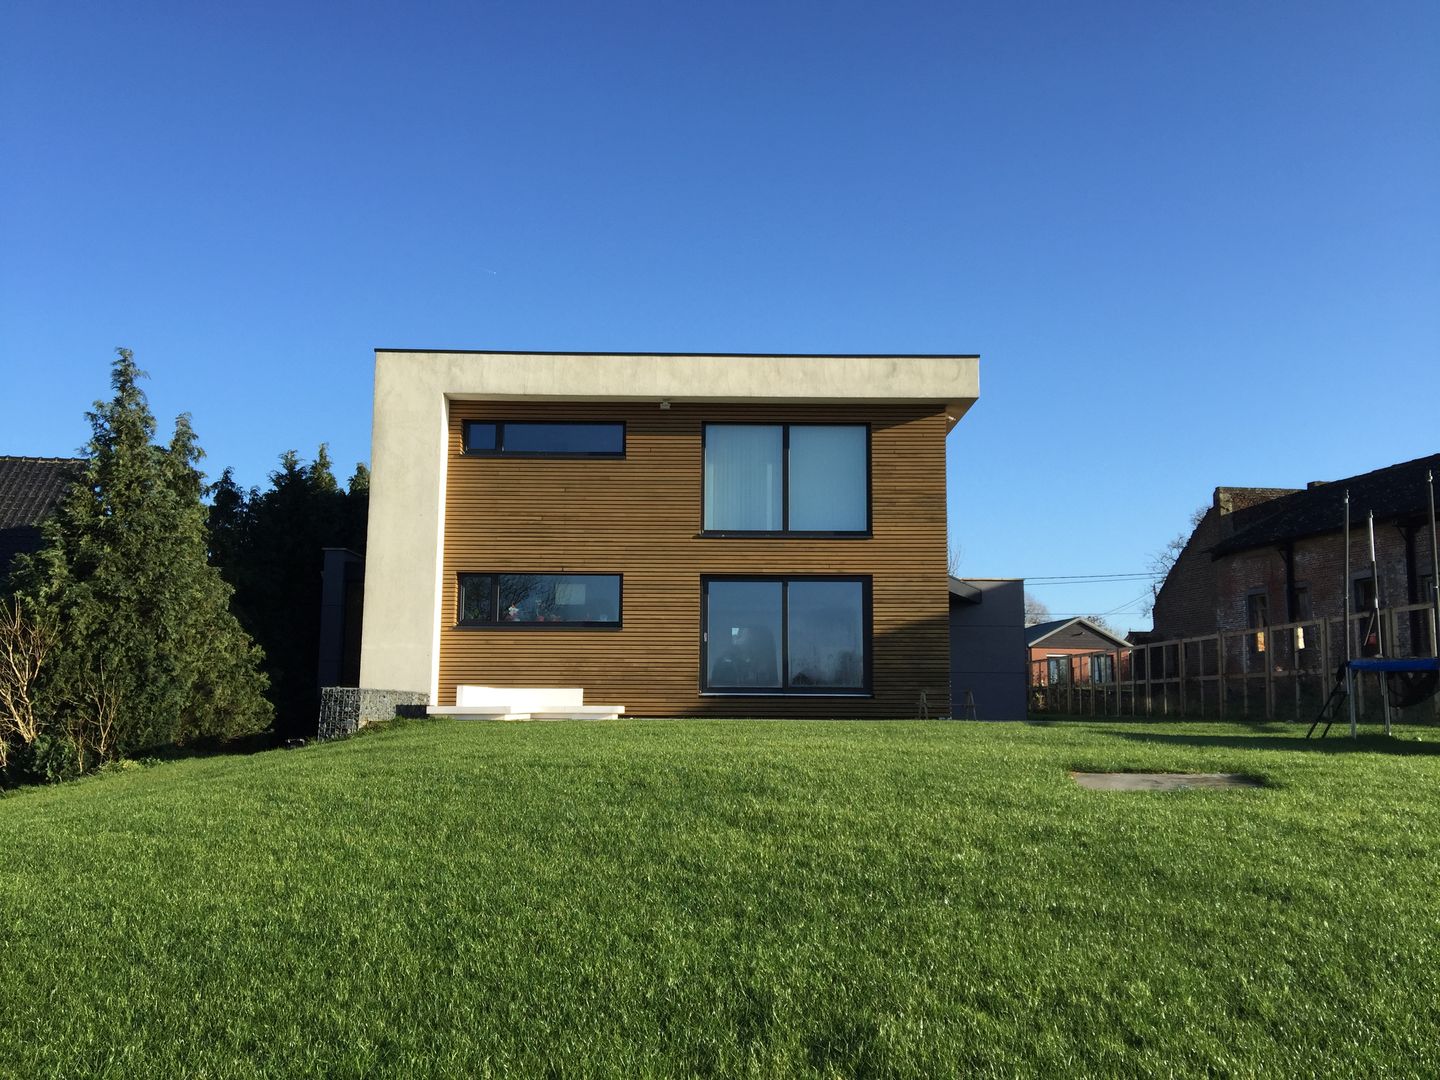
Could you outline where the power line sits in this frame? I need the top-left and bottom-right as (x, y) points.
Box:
(1025, 577), (1160, 587)
(1031, 576), (1163, 584)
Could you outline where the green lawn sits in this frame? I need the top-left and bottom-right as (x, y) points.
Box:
(3, 719), (1438, 1077)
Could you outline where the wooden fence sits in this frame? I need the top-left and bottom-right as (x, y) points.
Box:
(1029, 601), (1440, 724)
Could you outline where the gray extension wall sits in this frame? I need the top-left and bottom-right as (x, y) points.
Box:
(950, 579), (1028, 721)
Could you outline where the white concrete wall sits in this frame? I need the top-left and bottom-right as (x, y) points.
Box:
(358, 351), (981, 700)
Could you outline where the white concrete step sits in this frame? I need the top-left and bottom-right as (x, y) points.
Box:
(457, 685), (584, 710)
(527, 706), (625, 720)
(426, 705), (531, 720)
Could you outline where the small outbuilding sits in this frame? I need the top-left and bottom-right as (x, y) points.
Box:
(1026, 617), (1130, 688)
(948, 577), (1027, 720)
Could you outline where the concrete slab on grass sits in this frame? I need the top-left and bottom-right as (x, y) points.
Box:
(1071, 771), (1263, 791)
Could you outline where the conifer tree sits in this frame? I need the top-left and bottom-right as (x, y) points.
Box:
(207, 444), (366, 737)
(14, 349), (272, 761)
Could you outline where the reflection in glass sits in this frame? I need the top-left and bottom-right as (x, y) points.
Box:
(463, 422), (498, 452)
(787, 580), (864, 687)
(788, 426), (867, 532)
(459, 574), (620, 625)
(501, 423), (623, 455)
(459, 573), (498, 623)
(705, 581), (782, 687)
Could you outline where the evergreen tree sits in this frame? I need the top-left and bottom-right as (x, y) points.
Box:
(206, 446), (368, 738)
(13, 350), (272, 761)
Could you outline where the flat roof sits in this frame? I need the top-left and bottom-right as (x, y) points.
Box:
(377, 348), (980, 359)
(375, 350), (980, 427)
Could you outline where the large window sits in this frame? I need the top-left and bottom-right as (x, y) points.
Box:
(458, 573), (621, 627)
(702, 423), (868, 535)
(702, 577), (869, 693)
(463, 421), (625, 458)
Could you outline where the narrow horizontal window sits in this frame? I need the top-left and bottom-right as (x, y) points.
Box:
(458, 573), (622, 627)
(462, 421), (624, 457)
(702, 423), (869, 535)
(702, 576), (870, 694)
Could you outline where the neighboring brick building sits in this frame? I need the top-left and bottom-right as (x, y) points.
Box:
(0, 456), (80, 586)
(1150, 454), (1439, 653)
(1026, 617), (1130, 686)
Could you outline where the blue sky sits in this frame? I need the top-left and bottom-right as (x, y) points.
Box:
(3, 1), (1437, 629)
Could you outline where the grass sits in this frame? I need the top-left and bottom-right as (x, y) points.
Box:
(2, 718), (1439, 1077)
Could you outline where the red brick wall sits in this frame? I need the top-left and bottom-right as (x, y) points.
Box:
(1153, 484), (1436, 642)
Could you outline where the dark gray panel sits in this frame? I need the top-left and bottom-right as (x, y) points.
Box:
(949, 579), (1028, 720)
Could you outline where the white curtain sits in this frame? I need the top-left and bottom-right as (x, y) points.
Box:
(704, 425), (782, 530)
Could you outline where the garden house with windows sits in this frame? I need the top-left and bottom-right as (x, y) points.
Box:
(359, 350), (980, 717)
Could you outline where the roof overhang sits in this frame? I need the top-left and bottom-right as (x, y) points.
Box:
(375, 350), (980, 430)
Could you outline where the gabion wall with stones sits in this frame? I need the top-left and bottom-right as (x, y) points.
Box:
(318, 687), (429, 741)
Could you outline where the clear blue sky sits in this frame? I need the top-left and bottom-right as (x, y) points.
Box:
(3, 1), (1437, 630)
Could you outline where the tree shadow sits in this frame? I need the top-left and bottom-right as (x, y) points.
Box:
(136, 729), (283, 762)
(1102, 728), (1440, 757)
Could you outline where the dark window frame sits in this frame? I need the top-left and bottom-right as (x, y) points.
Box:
(699, 574), (873, 696)
(456, 572), (623, 629)
(1245, 588), (1269, 656)
(699, 421), (872, 539)
(461, 420), (626, 459)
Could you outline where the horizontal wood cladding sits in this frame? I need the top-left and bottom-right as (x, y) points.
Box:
(438, 401), (949, 717)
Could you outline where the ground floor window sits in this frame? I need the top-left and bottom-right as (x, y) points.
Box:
(458, 573), (621, 627)
(702, 577), (870, 693)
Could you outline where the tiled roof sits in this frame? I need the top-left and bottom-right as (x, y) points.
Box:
(0, 456), (82, 578)
(1211, 453), (1440, 557)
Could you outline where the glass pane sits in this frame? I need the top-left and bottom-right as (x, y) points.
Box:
(459, 574), (497, 623)
(497, 574), (620, 623)
(502, 423), (623, 455)
(788, 426), (866, 532)
(706, 581), (782, 688)
(464, 422), (498, 452)
(787, 580), (864, 688)
(703, 425), (782, 531)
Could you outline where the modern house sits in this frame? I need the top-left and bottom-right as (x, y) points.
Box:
(359, 350), (979, 717)
(1026, 617), (1130, 687)
(1150, 454), (1439, 655)
(0, 456), (80, 586)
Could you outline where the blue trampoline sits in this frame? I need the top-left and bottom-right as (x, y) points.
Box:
(1309, 656), (1440, 738)
(1347, 658), (1440, 673)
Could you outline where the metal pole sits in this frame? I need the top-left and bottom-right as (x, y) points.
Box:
(1369, 511), (1392, 735)
(1429, 469), (1439, 659)
(1346, 491), (1357, 738)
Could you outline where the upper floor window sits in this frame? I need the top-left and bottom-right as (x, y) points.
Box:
(463, 421), (625, 458)
(702, 423), (868, 535)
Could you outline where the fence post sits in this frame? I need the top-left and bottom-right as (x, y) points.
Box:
(1264, 630), (1275, 721)
(1178, 640), (1187, 718)
(1216, 632), (1225, 720)
(1145, 646), (1153, 717)
(1320, 617), (1330, 726)
(1293, 625), (1302, 722)
(1242, 633), (1251, 719)
(1113, 649), (1120, 716)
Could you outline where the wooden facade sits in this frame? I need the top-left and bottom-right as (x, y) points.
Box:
(437, 400), (950, 716)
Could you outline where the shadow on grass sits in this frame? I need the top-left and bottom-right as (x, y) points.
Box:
(1102, 729), (1440, 756)
(136, 729), (287, 763)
